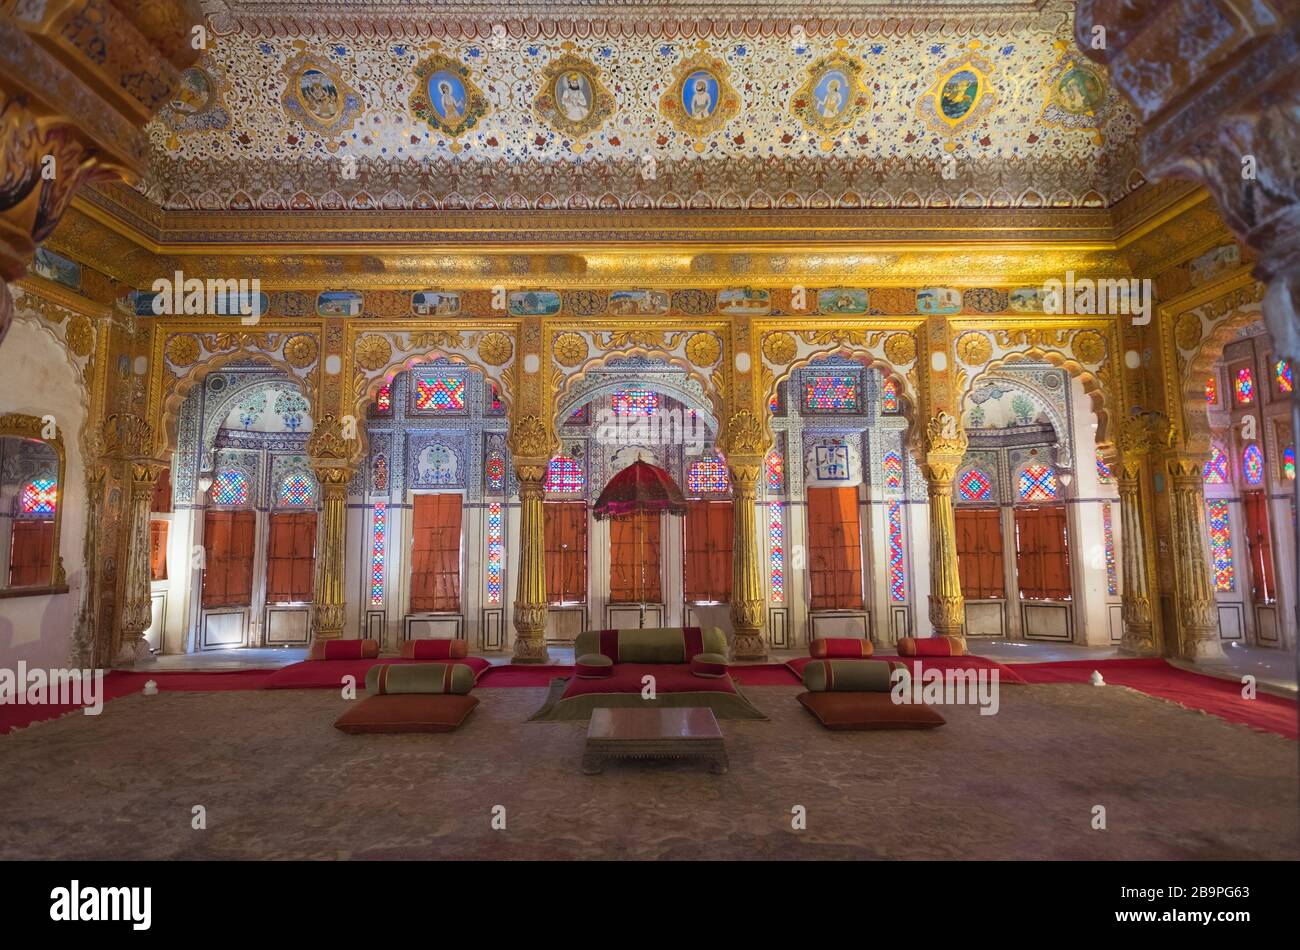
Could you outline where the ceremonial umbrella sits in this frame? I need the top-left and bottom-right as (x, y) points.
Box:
(592, 458), (688, 627)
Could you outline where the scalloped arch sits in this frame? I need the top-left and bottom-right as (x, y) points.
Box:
(1179, 301), (1265, 454)
(554, 346), (724, 433)
(159, 350), (307, 454)
(961, 347), (1113, 448)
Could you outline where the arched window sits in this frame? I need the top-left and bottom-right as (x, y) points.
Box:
(880, 376), (900, 413)
(1242, 444), (1264, 485)
(1203, 447), (1229, 485)
(882, 450), (903, 490)
(545, 456), (585, 493)
(18, 478), (57, 516)
(957, 468), (994, 502)
(686, 456), (730, 494)
(277, 472), (315, 507)
(1017, 464), (1058, 501)
(210, 470), (249, 506)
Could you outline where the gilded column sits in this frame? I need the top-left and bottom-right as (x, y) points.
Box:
(307, 415), (356, 643)
(1115, 418), (1157, 655)
(1166, 452), (1226, 661)
(511, 464), (549, 662)
(922, 411), (967, 643)
(115, 460), (164, 667)
(728, 461), (766, 661)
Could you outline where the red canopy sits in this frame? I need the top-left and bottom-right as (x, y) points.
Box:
(591, 459), (688, 520)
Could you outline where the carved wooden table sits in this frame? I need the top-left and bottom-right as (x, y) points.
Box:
(583, 707), (728, 774)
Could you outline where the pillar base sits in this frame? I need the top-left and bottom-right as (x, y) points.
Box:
(113, 638), (156, 669)
(1118, 632), (1157, 657)
(511, 637), (550, 664)
(1179, 634), (1227, 662)
(731, 632), (767, 662)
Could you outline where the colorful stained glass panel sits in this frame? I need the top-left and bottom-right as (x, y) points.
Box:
(1095, 453), (1114, 483)
(611, 390), (658, 416)
(804, 375), (858, 412)
(1234, 367), (1254, 405)
(880, 377), (900, 413)
(765, 450), (784, 492)
(1243, 443), (1264, 485)
(1276, 359), (1294, 394)
(278, 472), (314, 507)
(210, 470), (249, 506)
(413, 373), (466, 412)
(1205, 375), (1217, 404)
(1203, 447), (1229, 485)
(1018, 464), (1058, 501)
(486, 502), (504, 605)
(375, 383), (392, 413)
(888, 501), (906, 602)
(1284, 446), (1296, 481)
(1102, 501), (1118, 596)
(1205, 499), (1234, 592)
(882, 450), (903, 490)
(957, 468), (993, 502)
(19, 478), (57, 515)
(768, 502), (784, 603)
(545, 456), (585, 493)
(687, 456), (730, 494)
(370, 503), (386, 606)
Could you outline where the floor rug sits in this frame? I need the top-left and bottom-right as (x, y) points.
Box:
(1014, 657), (1298, 739)
(0, 669), (275, 735)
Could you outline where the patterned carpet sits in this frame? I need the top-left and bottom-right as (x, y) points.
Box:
(1, 684), (1296, 860)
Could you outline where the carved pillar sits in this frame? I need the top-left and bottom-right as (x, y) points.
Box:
(920, 412), (967, 641)
(1165, 452), (1227, 661)
(511, 465), (549, 662)
(1115, 419), (1158, 656)
(115, 461), (164, 666)
(728, 461), (767, 661)
(307, 415), (356, 643)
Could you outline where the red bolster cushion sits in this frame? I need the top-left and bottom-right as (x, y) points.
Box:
(809, 637), (874, 659)
(576, 653), (614, 679)
(689, 653), (728, 678)
(896, 636), (967, 657)
(310, 638), (380, 660)
(400, 638), (468, 660)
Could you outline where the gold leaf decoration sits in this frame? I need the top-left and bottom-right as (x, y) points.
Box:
(477, 331), (513, 366)
(65, 315), (94, 357)
(283, 333), (319, 368)
(355, 334), (393, 372)
(1072, 329), (1107, 365)
(955, 331), (992, 367)
(1173, 312), (1203, 352)
(553, 331), (588, 366)
(165, 334), (200, 367)
(884, 332), (917, 366)
(685, 332), (721, 366)
(762, 331), (797, 365)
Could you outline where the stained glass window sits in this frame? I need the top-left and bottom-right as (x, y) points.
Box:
(1243, 444), (1264, 485)
(372, 453), (388, 492)
(1284, 446), (1296, 482)
(768, 502), (784, 604)
(1234, 367), (1254, 405)
(1276, 359), (1294, 394)
(768, 391), (780, 414)
(765, 450), (784, 493)
(1102, 501), (1118, 596)
(957, 468), (993, 502)
(19, 478), (56, 515)
(804, 375), (858, 412)
(687, 456), (730, 494)
(880, 377), (900, 413)
(1018, 464), (1058, 501)
(210, 470), (249, 506)
(277, 472), (315, 507)
(413, 372), (466, 412)
(486, 502), (504, 605)
(369, 503), (386, 606)
(487, 382), (504, 413)
(1096, 452), (1114, 483)
(375, 382), (392, 413)
(611, 389), (658, 416)
(545, 455), (585, 493)
(1204, 446), (1229, 485)
(1205, 500), (1234, 592)
(882, 450), (904, 490)
(888, 500), (906, 602)
(1205, 375), (1217, 404)
(486, 452), (506, 492)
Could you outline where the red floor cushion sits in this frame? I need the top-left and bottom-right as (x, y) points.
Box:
(690, 653), (728, 678)
(797, 692), (945, 731)
(810, 637), (874, 658)
(896, 636), (966, 657)
(400, 639), (468, 660)
(334, 694), (479, 734)
(309, 638), (380, 660)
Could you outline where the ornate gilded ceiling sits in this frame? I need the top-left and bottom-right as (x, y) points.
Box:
(132, 0), (1142, 213)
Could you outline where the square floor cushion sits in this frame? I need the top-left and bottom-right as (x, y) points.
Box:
(797, 691), (945, 731)
(334, 693), (480, 734)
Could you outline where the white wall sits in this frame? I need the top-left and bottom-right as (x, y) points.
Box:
(0, 315), (89, 670)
